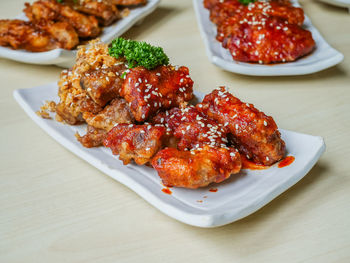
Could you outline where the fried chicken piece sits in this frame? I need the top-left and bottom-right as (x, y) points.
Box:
(62, 0), (121, 26)
(120, 65), (194, 122)
(204, 0), (291, 10)
(153, 106), (230, 151)
(24, 0), (101, 38)
(83, 98), (134, 131)
(107, 0), (147, 6)
(104, 124), (167, 165)
(152, 145), (241, 189)
(56, 69), (103, 125)
(217, 13), (315, 63)
(197, 87), (285, 166)
(55, 41), (122, 124)
(210, 0), (304, 26)
(76, 125), (107, 148)
(0, 19), (78, 51)
(80, 64), (127, 107)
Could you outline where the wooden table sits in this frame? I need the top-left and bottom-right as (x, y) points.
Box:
(1, 1), (349, 262)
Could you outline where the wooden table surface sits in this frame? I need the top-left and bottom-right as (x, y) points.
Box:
(1, 1), (349, 262)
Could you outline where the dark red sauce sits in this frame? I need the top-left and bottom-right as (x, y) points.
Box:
(278, 156), (295, 168)
(209, 188), (218, 192)
(241, 155), (269, 170)
(162, 188), (172, 195)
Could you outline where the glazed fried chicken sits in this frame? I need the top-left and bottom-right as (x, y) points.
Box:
(104, 124), (167, 165)
(24, 0), (101, 38)
(217, 13), (315, 63)
(152, 145), (241, 189)
(61, 0), (121, 26)
(0, 19), (78, 51)
(153, 106), (230, 151)
(80, 63), (127, 107)
(204, 0), (291, 10)
(210, 0), (304, 26)
(83, 98), (134, 131)
(197, 87), (285, 166)
(121, 65), (194, 122)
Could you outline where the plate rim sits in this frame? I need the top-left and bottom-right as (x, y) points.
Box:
(13, 83), (326, 227)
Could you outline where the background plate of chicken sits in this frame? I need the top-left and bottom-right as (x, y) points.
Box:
(193, 0), (344, 76)
(0, 0), (160, 67)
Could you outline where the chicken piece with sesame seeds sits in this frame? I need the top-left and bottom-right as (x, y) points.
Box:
(80, 64), (127, 107)
(197, 87), (285, 166)
(82, 98), (135, 132)
(204, 0), (291, 10)
(153, 106), (231, 151)
(120, 65), (194, 122)
(151, 145), (241, 189)
(104, 124), (168, 165)
(217, 13), (315, 64)
(209, 0), (304, 26)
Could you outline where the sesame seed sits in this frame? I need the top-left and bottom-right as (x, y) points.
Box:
(264, 120), (268, 126)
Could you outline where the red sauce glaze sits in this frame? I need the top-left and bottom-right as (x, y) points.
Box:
(209, 188), (218, 192)
(162, 188), (172, 195)
(241, 155), (269, 170)
(278, 156), (295, 168)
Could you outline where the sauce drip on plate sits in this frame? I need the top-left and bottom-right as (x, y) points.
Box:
(209, 188), (218, 192)
(278, 156), (295, 168)
(162, 188), (172, 195)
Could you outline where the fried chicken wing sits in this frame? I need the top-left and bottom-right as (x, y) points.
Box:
(152, 145), (241, 189)
(153, 106), (230, 151)
(24, 0), (101, 38)
(210, 0), (304, 26)
(204, 0), (291, 10)
(217, 13), (315, 63)
(80, 64), (126, 107)
(83, 98), (134, 131)
(197, 87), (285, 166)
(104, 124), (167, 165)
(120, 65), (194, 122)
(62, 0), (120, 26)
(0, 19), (78, 51)
(76, 125), (107, 148)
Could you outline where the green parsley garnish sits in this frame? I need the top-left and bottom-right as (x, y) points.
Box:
(108, 38), (169, 70)
(239, 0), (256, 5)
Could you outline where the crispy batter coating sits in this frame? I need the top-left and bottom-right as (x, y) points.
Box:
(80, 64), (126, 107)
(217, 13), (315, 63)
(210, 0), (304, 26)
(153, 106), (230, 151)
(55, 40), (122, 124)
(151, 145), (241, 189)
(83, 98), (134, 131)
(120, 65), (194, 122)
(104, 124), (167, 165)
(61, 0), (120, 26)
(76, 125), (107, 148)
(24, 0), (101, 38)
(0, 19), (78, 51)
(197, 87), (285, 166)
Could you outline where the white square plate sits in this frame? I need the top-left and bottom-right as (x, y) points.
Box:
(318, 0), (350, 11)
(14, 83), (325, 227)
(0, 0), (160, 68)
(193, 0), (344, 76)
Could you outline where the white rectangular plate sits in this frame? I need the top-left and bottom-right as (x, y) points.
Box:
(318, 0), (350, 11)
(14, 83), (325, 227)
(193, 0), (344, 76)
(0, 0), (160, 68)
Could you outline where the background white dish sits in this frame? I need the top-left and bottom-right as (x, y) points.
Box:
(0, 0), (160, 68)
(318, 0), (350, 11)
(193, 0), (344, 76)
(14, 83), (325, 227)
